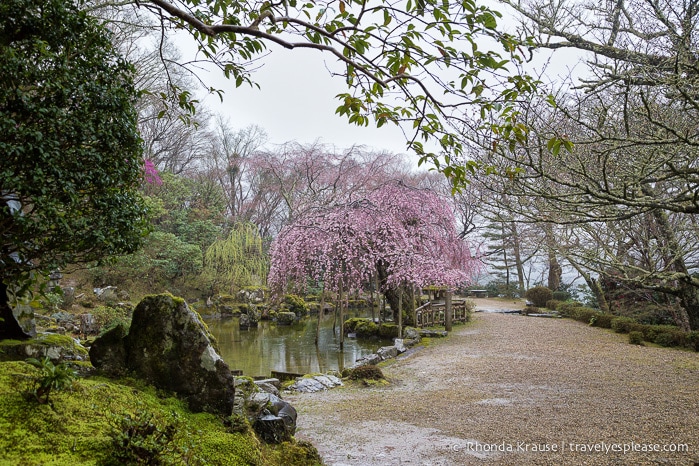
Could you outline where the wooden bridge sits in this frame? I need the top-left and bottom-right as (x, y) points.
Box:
(414, 299), (470, 328)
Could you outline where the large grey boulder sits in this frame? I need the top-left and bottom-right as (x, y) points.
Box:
(89, 294), (236, 416)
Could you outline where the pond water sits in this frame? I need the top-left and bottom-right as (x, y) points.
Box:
(204, 310), (389, 377)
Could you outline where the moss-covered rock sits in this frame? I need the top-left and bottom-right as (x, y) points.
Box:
(0, 332), (88, 362)
(90, 293), (236, 417)
(277, 312), (297, 325)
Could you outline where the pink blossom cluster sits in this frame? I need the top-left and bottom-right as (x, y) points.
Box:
(143, 159), (162, 185)
(269, 182), (480, 294)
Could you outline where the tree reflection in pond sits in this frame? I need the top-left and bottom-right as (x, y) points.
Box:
(205, 312), (388, 377)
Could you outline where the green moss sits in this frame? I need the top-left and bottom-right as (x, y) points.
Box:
(0, 361), (265, 465)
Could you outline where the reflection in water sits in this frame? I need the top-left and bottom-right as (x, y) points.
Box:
(205, 310), (387, 377)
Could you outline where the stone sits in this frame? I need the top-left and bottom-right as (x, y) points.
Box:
(276, 311), (297, 325)
(80, 313), (99, 335)
(419, 329), (448, 338)
(403, 327), (420, 340)
(394, 339), (407, 353)
(13, 302), (36, 337)
(253, 414), (292, 444)
(377, 345), (399, 361)
(313, 374), (343, 388)
(1, 333), (88, 362)
(255, 381), (280, 397)
(352, 353), (382, 367)
(289, 377), (326, 393)
(94, 286), (118, 303)
(90, 293), (236, 416)
(239, 313), (250, 329)
(255, 378), (282, 396)
(88, 323), (128, 374)
(61, 286), (75, 308)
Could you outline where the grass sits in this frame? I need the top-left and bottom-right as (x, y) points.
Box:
(0, 361), (320, 465)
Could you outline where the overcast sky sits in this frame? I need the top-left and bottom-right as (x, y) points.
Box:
(178, 16), (583, 168)
(186, 43), (416, 156)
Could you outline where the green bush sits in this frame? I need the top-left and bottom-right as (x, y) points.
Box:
(589, 313), (614, 329)
(91, 305), (133, 334)
(611, 317), (638, 334)
(25, 357), (77, 404)
(628, 331), (644, 345)
(546, 299), (562, 311)
(378, 323), (399, 339)
(555, 302), (585, 318)
(525, 286), (554, 308)
(571, 307), (598, 324)
(347, 365), (384, 381)
(284, 294), (309, 316)
(552, 290), (571, 301)
(521, 306), (538, 316)
(105, 411), (191, 465)
(653, 328), (687, 348)
(687, 331), (699, 351)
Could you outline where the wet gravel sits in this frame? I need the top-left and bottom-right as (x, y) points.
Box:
(287, 300), (699, 465)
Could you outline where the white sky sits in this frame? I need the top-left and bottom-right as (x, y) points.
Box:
(174, 8), (584, 167)
(183, 42), (416, 156)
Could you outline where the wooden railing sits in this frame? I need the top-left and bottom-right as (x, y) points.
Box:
(414, 299), (470, 328)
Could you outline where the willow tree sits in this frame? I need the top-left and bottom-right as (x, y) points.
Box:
(204, 223), (268, 295)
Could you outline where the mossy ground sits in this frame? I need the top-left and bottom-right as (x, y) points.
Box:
(0, 361), (320, 465)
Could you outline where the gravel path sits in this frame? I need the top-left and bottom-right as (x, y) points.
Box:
(287, 299), (699, 465)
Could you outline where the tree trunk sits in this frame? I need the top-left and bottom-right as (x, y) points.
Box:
(339, 281), (344, 350)
(398, 287), (403, 339)
(315, 286), (325, 346)
(544, 224), (562, 291)
(510, 221), (526, 296)
(0, 281), (31, 340)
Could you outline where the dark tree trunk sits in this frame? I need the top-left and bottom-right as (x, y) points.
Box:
(375, 261), (415, 324)
(0, 281), (31, 340)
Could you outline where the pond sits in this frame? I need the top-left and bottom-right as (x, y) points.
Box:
(204, 310), (389, 377)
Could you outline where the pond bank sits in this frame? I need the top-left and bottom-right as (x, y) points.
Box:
(287, 298), (699, 465)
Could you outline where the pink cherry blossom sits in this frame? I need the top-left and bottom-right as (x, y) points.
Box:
(269, 181), (481, 295)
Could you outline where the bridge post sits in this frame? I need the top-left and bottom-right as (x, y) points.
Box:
(445, 290), (453, 332)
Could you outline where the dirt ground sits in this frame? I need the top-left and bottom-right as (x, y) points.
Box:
(286, 298), (699, 465)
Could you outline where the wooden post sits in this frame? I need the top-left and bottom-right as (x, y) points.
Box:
(315, 284), (325, 346)
(445, 289), (453, 332)
(409, 285), (415, 326)
(398, 286), (403, 339)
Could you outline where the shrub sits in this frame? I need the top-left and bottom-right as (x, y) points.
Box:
(687, 331), (699, 352)
(347, 365), (384, 381)
(552, 290), (571, 301)
(355, 320), (379, 337)
(589, 313), (614, 329)
(25, 357), (77, 404)
(556, 302), (585, 318)
(521, 306), (538, 316)
(524, 286), (554, 307)
(628, 331), (644, 345)
(106, 411), (190, 465)
(653, 328), (687, 348)
(284, 294), (309, 316)
(611, 317), (638, 334)
(546, 299), (562, 311)
(378, 323), (399, 339)
(91, 305), (133, 334)
(571, 307), (598, 325)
